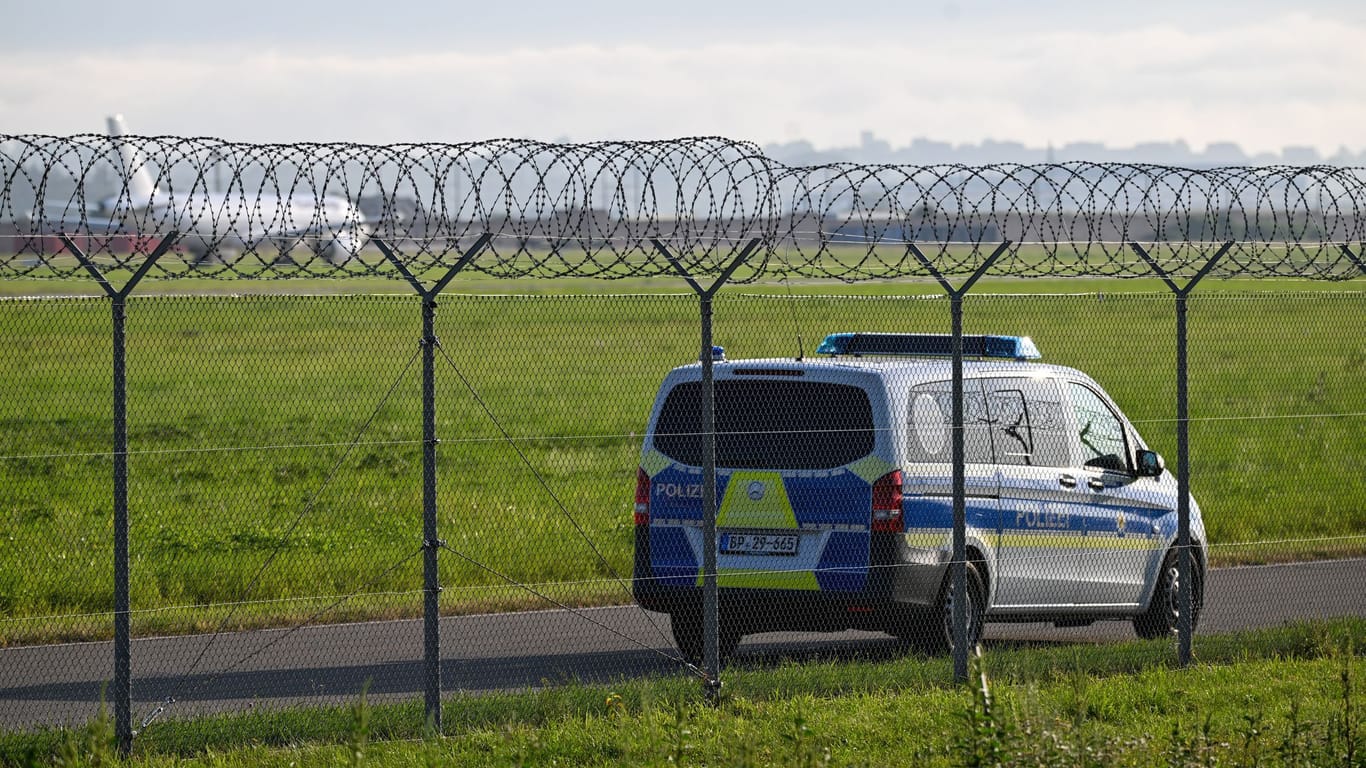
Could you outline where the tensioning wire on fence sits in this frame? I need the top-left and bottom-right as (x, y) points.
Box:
(435, 341), (679, 656)
(437, 542), (704, 680)
(145, 342), (423, 724)
(6, 408), (1366, 464)
(3, 133), (1365, 280)
(4, 534), (1361, 633)
(136, 545), (427, 733)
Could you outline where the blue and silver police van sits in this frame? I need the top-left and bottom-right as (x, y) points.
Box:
(632, 333), (1207, 661)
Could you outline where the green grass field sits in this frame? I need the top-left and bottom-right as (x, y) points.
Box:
(3, 620), (1361, 767)
(1, 272), (1363, 644)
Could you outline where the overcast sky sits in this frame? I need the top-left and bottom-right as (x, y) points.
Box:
(2, 0), (1362, 156)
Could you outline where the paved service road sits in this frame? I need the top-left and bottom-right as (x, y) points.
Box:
(2, 559), (1362, 730)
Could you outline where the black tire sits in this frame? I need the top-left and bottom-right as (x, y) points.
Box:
(1134, 549), (1204, 640)
(899, 562), (986, 655)
(670, 610), (741, 666)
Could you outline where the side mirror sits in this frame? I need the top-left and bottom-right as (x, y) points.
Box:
(1136, 449), (1165, 477)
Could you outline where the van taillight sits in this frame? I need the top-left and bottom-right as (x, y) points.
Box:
(634, 468), (650, 526)
(871, 470), (903, 533)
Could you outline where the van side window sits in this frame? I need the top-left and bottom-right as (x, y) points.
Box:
(906, 381), (993, 464)
(984, 377), (1069, 467)
(1068, 383), (1130, 472)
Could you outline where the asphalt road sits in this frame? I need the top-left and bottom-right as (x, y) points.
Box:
(2, 559), (1362, 731)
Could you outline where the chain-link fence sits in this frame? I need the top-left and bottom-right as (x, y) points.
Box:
(1, 134), (1365, 754)
(3, 275), (1363, 743)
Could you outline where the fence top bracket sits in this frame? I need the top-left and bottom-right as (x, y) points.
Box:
(906, 241), (1012, 298)
(60, 231), (180, 300)
(1130, 241), (1234, 296)
(373, 233), (493, 299)
(652, 238), (762, 299)
(1340, 244), (1366, 276)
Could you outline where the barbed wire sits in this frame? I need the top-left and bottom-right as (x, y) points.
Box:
(2, 133), (1365, 281)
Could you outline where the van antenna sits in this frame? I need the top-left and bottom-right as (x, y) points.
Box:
(780, 242), (806, 360)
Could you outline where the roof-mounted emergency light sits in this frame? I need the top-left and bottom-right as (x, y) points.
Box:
(816, 333), (1041, 361)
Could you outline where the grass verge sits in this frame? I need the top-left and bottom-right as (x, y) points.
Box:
(2, 619), (1362, 766)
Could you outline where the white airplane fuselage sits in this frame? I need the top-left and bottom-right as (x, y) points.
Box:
(74, 115), (373, 264)
(112, 191), (372, 264)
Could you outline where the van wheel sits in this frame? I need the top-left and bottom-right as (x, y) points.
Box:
(897, 562), (985, 655)
(670, 612), (741, 666)
(1133, 549), (1203, 640)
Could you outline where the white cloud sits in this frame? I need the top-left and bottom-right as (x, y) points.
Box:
(2, 12), (1362, 155)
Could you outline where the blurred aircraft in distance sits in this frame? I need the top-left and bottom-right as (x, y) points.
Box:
(43, 115), (372, 265)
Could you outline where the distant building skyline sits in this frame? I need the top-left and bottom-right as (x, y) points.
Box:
(765, 131), (1364, 167)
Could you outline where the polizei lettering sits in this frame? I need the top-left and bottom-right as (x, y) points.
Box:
(1016, 507), (1071, 529)
(654, 482), (704, 499)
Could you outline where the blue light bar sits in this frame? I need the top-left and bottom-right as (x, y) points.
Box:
(816, 333), (1041, 360)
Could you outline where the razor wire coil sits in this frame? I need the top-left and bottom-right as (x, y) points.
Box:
(2, 133), (1365, 281)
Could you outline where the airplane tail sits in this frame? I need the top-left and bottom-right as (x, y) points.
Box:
(106, 115), (159, 204)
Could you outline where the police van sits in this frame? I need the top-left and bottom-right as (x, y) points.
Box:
(632, 333), (1207, 661)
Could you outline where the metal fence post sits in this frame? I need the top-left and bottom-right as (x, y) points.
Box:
(1341, 244), (1366, 275)
(374, 234), (492, 733)
(1130, 241), (1231, 666)
(654, 238), (761, 702)
(907, 241), (1009, 683)
(60, 232), (179, 757)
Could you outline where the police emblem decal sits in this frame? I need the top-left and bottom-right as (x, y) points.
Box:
(747, 481), (766, 501)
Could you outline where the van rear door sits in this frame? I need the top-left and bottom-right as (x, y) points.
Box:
(644, 372), (890, 594)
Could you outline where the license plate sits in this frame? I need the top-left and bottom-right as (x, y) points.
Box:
(720, 532), (799, 556)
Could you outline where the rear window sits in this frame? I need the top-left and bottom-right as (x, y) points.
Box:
(652, 379), (876, 469)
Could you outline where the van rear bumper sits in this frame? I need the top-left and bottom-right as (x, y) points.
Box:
(633, 528), (949, 634)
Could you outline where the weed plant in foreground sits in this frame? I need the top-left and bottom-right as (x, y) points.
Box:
(2, 620), (1362, 767)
